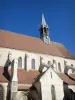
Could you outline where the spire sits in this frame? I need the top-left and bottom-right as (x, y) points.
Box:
(39, 14), (50, 44)
(41, 13), (48, 28)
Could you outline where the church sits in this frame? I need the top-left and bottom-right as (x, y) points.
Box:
(0, 14), (75, 100)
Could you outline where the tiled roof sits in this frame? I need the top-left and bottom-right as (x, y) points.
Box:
(0, 67), (40, 84)
(0, 67), (75, 85)
(18, 68), (40, 84)
(58, 73), (75, 85)
(0, 29), (74, 59)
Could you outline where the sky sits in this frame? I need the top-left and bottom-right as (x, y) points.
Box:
(0, 0), (75, 55)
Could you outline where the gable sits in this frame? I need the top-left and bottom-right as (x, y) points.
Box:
(40, 67), (63, 85)
(39, 67), (75, 85)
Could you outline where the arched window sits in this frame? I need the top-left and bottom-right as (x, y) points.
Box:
(40, 57), (43, 66)
(53, 60), (57, 70)
(50, 72), (52, 78)
(24, 55), (27, 70)
(0, 55), (1, 65)
(71, 64), (74, 73)
(32, 59), (35, 69)
(44, 27), (47, 33)
(51, 85), (56, 100)
(48, 61), (51, 66)
(18, 57), (22, 68)
(0, 85), (4, 100)
(58, 63), (61, 72)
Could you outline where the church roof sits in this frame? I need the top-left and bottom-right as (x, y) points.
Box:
(0, 67), (75, 91)
(0, 67), (40, 90)
(0, 67), (40, 84)
(0, 29), (74, 59)
(58, 73), (75, 85)
(0, 67), (75, 85)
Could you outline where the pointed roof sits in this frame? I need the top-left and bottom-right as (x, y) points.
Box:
(41, 14), (48, 28)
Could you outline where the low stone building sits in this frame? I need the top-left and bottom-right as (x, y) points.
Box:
(28, 63), (75, 100)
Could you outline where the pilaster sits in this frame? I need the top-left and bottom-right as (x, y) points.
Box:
(10, 59), (18, 100)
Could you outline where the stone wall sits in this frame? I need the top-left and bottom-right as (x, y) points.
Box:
(0, 47), (75, 74)
(40, 68), (64, 100)
(0, 83), (8, 100)
(15, 91), (28, 100)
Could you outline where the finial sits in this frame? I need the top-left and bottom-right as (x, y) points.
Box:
(41, 13), (48, 27)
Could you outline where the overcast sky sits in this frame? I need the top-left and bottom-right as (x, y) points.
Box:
(0, 0), (75, 55)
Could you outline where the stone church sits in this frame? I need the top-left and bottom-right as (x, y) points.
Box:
(0, 14), (75, 100)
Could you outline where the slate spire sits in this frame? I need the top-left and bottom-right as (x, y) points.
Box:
(40, 14), (50, 44)
(41, 13), (47, 27)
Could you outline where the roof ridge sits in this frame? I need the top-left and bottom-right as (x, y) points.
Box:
(53, 41), (64, 47)
(0, 29), (41, 41)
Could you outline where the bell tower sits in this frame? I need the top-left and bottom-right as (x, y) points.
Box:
(39, 14), (50, 44)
